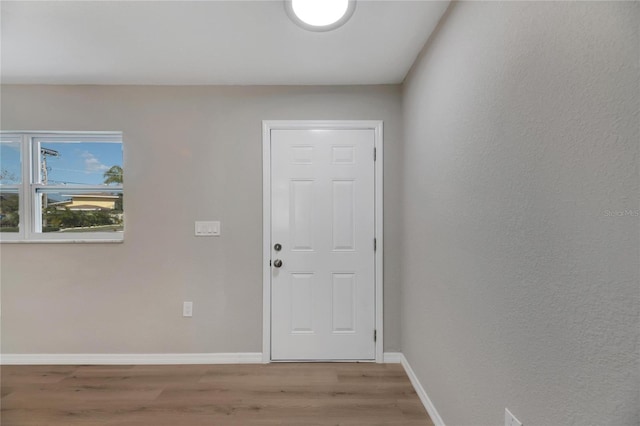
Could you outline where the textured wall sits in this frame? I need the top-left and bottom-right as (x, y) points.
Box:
(401, 2), (639, 425)
(0, 85), (403, 353)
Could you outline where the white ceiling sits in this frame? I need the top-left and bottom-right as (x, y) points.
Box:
(0, 1), (449, 86)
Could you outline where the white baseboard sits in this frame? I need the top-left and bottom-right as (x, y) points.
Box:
(398, 353), (446, 426)
(0, 352), (263, 365)
(382, 351), (403, 363)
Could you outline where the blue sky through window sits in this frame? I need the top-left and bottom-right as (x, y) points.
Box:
(0, 142), (22, 184)
(40, 142), (122, 185)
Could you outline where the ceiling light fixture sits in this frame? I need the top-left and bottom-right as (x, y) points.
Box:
(286, 0), (356, 32)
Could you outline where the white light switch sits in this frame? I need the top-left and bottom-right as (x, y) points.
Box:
(195, 221), (221, 236)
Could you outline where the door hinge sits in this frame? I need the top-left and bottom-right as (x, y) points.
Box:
(374, 238), (377, 251)
(374, 147), (377, 161)
(374, 329), (377, 342)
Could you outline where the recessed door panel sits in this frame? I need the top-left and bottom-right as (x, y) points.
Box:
(332, 146), (355, 164)
(332, 273), (356, 333)
(332, 180), (355, 251)
(291, 273), (314, 333)
(292, 146), (313, 164)
(290, 180), (314, 251)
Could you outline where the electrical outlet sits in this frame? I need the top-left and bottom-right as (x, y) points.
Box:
(183, 301), (193, 317)
(505, 409), (522, 426)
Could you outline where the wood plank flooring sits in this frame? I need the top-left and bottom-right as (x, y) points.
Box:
(1, 363), (434, 426)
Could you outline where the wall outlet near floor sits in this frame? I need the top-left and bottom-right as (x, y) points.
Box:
(183, 301), (193, 317)
(505, 409), (522, 426)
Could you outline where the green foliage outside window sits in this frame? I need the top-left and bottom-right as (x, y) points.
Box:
(0, 193), (19, 232)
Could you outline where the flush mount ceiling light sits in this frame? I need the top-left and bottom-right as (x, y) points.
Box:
(285, 0), (356, 32)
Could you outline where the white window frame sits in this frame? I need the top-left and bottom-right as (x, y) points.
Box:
(0, 132), (124, 243)
(0, 135), (25, 241)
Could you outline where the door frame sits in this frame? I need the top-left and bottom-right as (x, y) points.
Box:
(262, 120), (384, 363)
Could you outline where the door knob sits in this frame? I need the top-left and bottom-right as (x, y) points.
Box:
(273, 259), (283, 268)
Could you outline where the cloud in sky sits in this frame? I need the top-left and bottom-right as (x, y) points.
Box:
(81, 151), (109, 174)
(4, 143), (20, 152)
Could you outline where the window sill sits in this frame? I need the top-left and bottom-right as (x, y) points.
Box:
(0, 237), (124, 244)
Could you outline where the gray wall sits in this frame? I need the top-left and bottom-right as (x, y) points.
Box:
(0, 85), (402, 353)
(401, 2), (639, 426)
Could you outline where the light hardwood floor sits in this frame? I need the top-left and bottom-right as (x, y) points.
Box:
(1, 363), (434, 426)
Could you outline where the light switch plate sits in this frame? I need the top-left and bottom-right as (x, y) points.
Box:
(195, 221), (220, 236)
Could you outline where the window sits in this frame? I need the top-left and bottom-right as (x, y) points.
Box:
(0, 132), (123, 242)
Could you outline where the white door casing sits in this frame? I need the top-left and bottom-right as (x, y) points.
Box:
(262, 121), (383, 362)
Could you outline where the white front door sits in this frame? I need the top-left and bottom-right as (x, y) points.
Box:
(269, 128), (376, 361)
